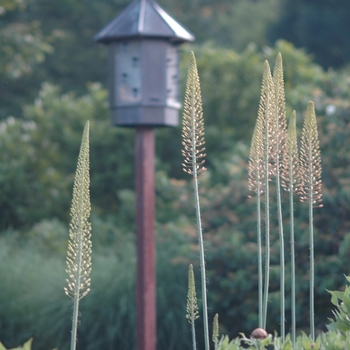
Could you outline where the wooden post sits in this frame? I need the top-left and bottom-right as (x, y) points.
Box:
(135, 127), (156, 350)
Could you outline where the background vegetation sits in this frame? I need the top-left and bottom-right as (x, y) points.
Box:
(2, 0), (350, 349)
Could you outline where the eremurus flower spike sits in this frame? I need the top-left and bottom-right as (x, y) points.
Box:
(299, 101), (323, 208)
(272, 52), (288, 340)
(212, 313), (219, 349)
(260, 60), (275, 329)
(182, 51), (206, 176)
(186, 264), (199, 350)
(249, 60), (276, 329)
(64, 121), (92, 350)
(299, 101), (323, 341)
(182, 51), (210, 350)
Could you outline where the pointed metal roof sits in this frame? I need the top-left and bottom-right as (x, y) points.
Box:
(94, 0), (195, 43)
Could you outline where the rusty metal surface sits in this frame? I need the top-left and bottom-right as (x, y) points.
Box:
(135, 127), (156, 350)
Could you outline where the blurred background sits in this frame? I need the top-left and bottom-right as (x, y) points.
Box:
(1, 0), (350, 349)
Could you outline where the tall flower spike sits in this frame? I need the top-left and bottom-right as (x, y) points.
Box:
(299, 101), (323, 208)
(182, 51), (209, 350)
(65, 121), (92, 300)
(259, 60), (275, 329)
(299, 101), (322, 342)
(272, 52), (288, 341)
(272, 53), (288, 176)
(186, 264), (199, 350)
(182, 51), (206, 176)
(212, 313), (219, 349)
(64, 121), (92, 350)
(248, 117), (265, 195)
(186, 264), (199, 325)
(249, 60), (275, 329)
(258, 61), (276, 179)
(282, 111), (299, 193)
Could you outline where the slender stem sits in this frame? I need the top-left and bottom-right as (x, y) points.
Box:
(286, 111), (297, 344)
(193, 174), (210, 350)
(183, 52), (209, 350)
(307, 140), (315, 341)
(70, 234), (82, 350)
(70, 296), (80, 350)
(290, 190), (296, 344)
(309, 184), (315, 341)
(263, 144), (270, 330)
(257, 190), (263, 328)
(191, 56), (210, 350)
(191, 320), (197, 350)
(276, 171), (285, 340)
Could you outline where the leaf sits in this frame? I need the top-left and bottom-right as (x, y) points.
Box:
(21, 338), (33, 350)
(2, 338), (34, 350)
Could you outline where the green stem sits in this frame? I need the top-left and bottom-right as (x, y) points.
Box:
(194, 174), (209, 350)
(191, 318), (197, 350)
(190, 101), (209, 350)
(193, 174), (209, 350)
(70, 215), (83, 350)
(276, 171), (285, 340)
(308, 144), (315, 341)
(262, 105), (271, 330)
(263, 158), (270, 329)
(309, 188), (315, 341)
(70, 295), (80, 350)
(290, 189), (296, 344)
(257, 189), (263, 328)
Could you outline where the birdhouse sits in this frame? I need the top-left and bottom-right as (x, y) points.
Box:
(94, 0), (195, 127)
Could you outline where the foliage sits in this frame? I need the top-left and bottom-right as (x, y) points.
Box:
(215, 335), (242, 350)
(0, 0), (284, 119)
(0, 338), (33, 350)
(0, 0), (53, 118)
(269, 0), (350, 68)
(211, 331), (350, 350)
(327, 276), (350, 333)
(0, 82), (134, 230)
(0, 20), (52, 80)
(3, 27), (350, 350)
(162, 0), (282, 51)
(0, 42), (339, 231)
(2, 0), (350, 120)
(0, 220), (194, 350)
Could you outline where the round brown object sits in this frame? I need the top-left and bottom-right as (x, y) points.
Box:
(251, 328), (268, 339)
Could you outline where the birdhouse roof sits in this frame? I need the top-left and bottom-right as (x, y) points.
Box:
(94, 0), (195, 43)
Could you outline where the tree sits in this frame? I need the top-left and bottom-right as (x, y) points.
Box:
(0, 0), (53, 118)
(268, 0), (350, 68)
(0, 83), (134, 230)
